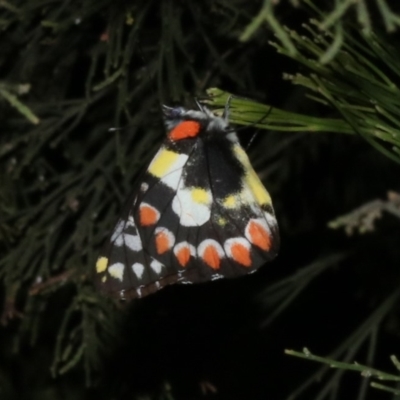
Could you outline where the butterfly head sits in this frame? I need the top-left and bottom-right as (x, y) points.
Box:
(162, 105), (234, 142)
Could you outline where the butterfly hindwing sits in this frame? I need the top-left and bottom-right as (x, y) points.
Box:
(95, 106), (279, 300)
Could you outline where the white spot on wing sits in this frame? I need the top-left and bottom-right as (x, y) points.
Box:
(161, 168), (184, 190)
(172, 186), (212, 227)
(150, 258), (164, 274)
(126, 215), (135, 228)
(108, 263), (125, 281)
(115, 235), (124, 246)
(132, 263), (145, 279)
(124, 233), (142, 251)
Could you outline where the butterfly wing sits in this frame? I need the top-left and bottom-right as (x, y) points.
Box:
(202, 138), (279, 278)
(95, 140), (198, 299)
(169, 135), (279, 282)
(95, 132), (278, 300)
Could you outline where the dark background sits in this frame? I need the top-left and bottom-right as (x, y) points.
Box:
(1, 1), (400, 400)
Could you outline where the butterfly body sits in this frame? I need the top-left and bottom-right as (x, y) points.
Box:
(96, 105), (279, 300)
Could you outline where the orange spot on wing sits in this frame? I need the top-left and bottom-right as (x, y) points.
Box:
(231, 243), (251, 267)
(155, 231), (171, 254)
(176, 247), (191, 267)
(248, 221), (271, 250)
(203, 245), (221, 270)
(169, 121), (201, 141)
(140, 205), (159, 226)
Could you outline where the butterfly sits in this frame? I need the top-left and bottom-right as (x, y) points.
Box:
(95, 102), (279, 300)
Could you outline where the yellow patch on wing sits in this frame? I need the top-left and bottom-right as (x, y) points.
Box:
(233, 144), (272, 206)
(217, 217), (227, 226)
(243, 171), (271, 206)
(148, 148), (179, 178)
(191, 188), (211, 204)
(223, 194), (237, 208)
(96, 257), (108, 273)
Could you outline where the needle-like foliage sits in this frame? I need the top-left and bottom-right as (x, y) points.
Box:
(1, 1), (400, 400)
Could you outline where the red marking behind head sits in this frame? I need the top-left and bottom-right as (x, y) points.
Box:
(169, 121), (201, 141)
(231, 242), (251, 267)
(247, 220), (271, 251)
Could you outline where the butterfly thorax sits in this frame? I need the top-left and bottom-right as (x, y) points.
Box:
(163, 106), (238, 143)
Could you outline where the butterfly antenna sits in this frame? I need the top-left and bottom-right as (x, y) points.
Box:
(244, 105), (273, 150)
(223, 104), (274, 149)
(246, 132), (258, 150)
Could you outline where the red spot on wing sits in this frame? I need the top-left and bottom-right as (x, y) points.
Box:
(169, 121), (201, 141)
(203, 245), (221, 270)
(139, 205), (159, 226)
(155, 231), (171, 254)
(176, 246), (191, 267)
(247, 220), (271, 251)
(231, 242), (252, 267)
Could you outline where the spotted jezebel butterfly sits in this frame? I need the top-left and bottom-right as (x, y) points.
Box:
(95, 102), (279, 300)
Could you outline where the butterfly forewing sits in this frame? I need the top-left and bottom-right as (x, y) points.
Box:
(95, 106), (279, 300)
